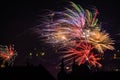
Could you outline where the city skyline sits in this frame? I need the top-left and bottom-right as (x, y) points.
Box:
(0, 0), (120, 79)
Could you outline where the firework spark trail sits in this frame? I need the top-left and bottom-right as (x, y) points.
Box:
(87, 54), (102, 68)
(34, 1), (115, 69)
(35, 2), (86, 46)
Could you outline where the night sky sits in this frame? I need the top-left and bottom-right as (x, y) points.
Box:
(0, 0), (120, 78)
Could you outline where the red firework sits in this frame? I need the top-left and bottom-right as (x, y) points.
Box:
(87, 54), (102, 68)
(61, 41), (102, 68)
(0, 44), (17, 62)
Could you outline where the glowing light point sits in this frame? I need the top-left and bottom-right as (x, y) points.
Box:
(29, 53), (32, 56)
(1, 64), (5, 68)
(66, 66), (70, 70)
(36, 53), (38, 56)
(41, 52), (45, 56)
(61, 36), (67, 40)
(113, 54), (117, 59)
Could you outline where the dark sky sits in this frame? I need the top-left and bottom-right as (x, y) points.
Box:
(0, 0), (120, 79)
(0, 0), (120, 44)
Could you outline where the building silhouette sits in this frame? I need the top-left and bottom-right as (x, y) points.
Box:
(57, 55), (120, 80)
(0, 61), (56, 80)
(57, 58), (91, 80)
(57, 58), (69, 80)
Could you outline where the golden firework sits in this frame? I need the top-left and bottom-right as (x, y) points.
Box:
(88, 30), (114, 53)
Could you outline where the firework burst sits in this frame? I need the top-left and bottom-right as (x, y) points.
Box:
(88, 30), (114, 53)
(0, 44), (17, 66)
(62, 42), (93, 65)
(34, 1), (115, 69)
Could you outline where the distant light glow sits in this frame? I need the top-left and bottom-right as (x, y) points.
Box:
(36, 53), (39, 56)
(66, 66), (70, 70)
(41, 52), (45, 56)
(29, 53), (32, 56)
(1, 64), (5, 68)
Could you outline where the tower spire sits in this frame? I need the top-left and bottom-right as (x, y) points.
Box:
(60, 58), (65, 71)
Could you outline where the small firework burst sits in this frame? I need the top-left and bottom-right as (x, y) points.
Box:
(88, 30), (114, 53)
(0, 44), (17, 66)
